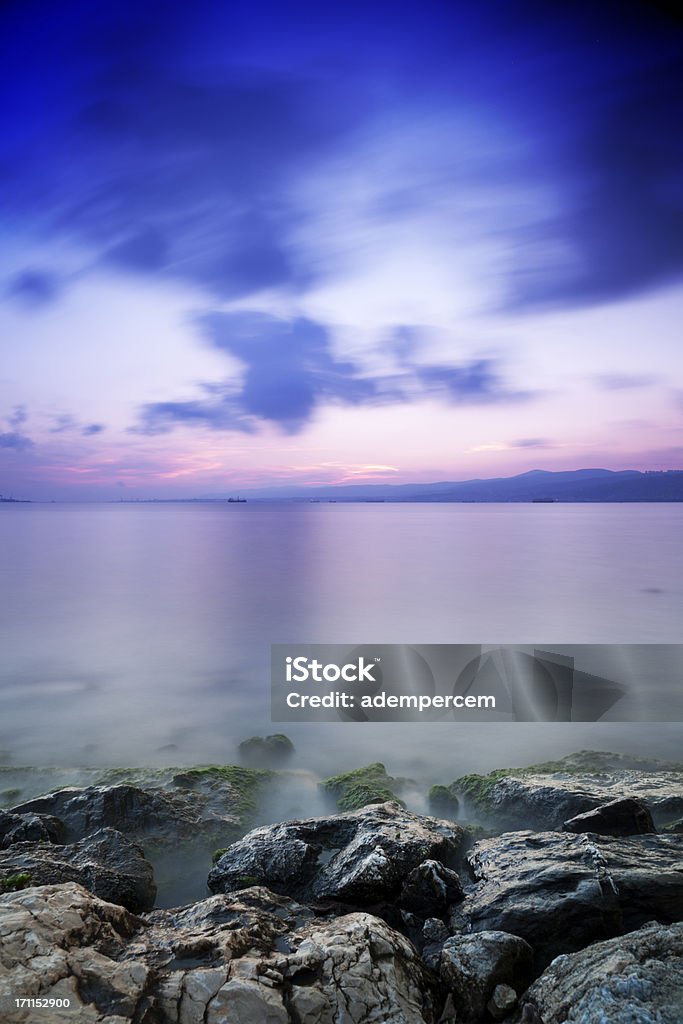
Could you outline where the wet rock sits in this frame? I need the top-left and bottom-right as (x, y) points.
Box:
(463, 829), (683, 968)
(562, 796), (656, 836)
(400, 859), (464, 917)
(519, 921), (683, 1024)
(0, 882), (440, 1024)
(0, 809), (64, 847)
(0, 828), (156, 912)
(439, 931), (532, 1024)
(208, 802), (465, 911)
(451, 750), (683, 831)
(12, 782), (242, 846)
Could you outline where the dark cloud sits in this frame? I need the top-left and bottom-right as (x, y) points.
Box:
(5, 270), (60, 307)
(506, 60), (683, 310)
(137, 313), (535, 435)
(0, 432), (34, 451)
(2, 53), (363, 300)
(415, 361), (532, 404)
(82, 423), (105, 435)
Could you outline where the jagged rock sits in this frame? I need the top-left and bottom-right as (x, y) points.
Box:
(439, 931), (532, 1024)
(462, 829), (683, 968)
(208, 802), (465, 912)
(0, 809), (65, 847)
(0, 828), (156, 912)
(400, 859), (464, 917)
(0, 883), (440, 1023)
(562, 797), (656, 836)
(519, 921), (683, 1024)
(452, 750), (683, 831)
(11, 783), (241, 845)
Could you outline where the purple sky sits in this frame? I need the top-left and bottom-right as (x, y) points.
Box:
(1, 0), (683, 498)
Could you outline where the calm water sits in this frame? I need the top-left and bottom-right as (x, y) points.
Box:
(1, 502), (682, 782)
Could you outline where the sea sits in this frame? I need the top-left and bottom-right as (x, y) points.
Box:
(1, 501), (682, 790)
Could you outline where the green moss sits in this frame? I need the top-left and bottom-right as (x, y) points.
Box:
(320, 763), (406, 811)
(0, 872), (32, 893)
(171, 765), (274, 819)
(453, 769), (513, 809)
(428, 784), (460, 816)
(212, 847), (228, 864)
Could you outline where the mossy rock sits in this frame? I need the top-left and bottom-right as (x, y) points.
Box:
(320, 763), (406, 811)
(428, 784), (460, 817)
(170, 765), (274, 819)
(662, 819), (683, 834)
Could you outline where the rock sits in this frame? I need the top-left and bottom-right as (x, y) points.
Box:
(439, 931), (532, 1024)
(487, 983), (517, 1020)
(428, 785), (460, 818)
(0, 828), (156, 912)
(663, 818), (683, 834)
(0, 882), (441, 1023)
(462, 829), (683, 968)
(209, 802), (465, 913)
(11, 783), (241, 846)
(320, 762), (407, 811)
(519, 921), (683, 1024)
(451, 750), (683, 831)
(400, 859), (464, 917)
(238, 734), (295, 768)
(0, 809), (65, 847)
(562, 796), (656, 836)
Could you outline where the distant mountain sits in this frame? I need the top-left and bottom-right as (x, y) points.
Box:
(213, 469), (683, 502)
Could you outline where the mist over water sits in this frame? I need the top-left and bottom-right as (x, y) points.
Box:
(1, 502), (682, 792)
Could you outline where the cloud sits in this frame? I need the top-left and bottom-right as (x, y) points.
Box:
(1, 42), (363, 301)
(0, 432), (34, 451)
(137, 312), (535, 435)
(5, 269), (61, 307)
(7, 405), (28, 429)
(505, 59), (683, 310)
(82, 423), (106, 436)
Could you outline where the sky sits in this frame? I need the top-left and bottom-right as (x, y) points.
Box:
(1, 0), (683, 498)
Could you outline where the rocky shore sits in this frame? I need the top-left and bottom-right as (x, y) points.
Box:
(1, 750), (683, 1022)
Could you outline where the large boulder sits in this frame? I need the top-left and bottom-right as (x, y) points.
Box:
(461, 830), (683, 968)
(519, 921), (683, 1024)
(11, 783), (240, 845)
(439, 931), (533, 1024)
(451, 750), (683, 831)
(208, 802), (466, 912)
(0, 883), (441, 1024)
(0, 828), (156, 912)
(562, 796), (656, 836)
